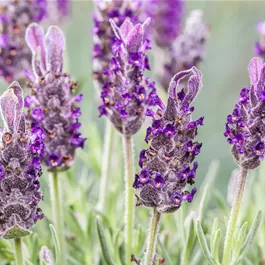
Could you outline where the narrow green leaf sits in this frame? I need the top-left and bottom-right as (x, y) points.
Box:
(96, 216), (117, 265)
(212, 229), (221, 264)
(234, 211), (262, 265)
(196, 219), (218, 265)
(49, 224), (60, 265)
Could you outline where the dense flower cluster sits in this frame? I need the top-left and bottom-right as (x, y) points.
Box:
(98, 18), (162, 136)
(224, 57), (265, 170)
(254, 21), (265, 61)
(160, 10), (209, 90)
(143, 0), (184, 49)
(134, 67), (203, 213)
(93, 0), (141, 88)
(0, 0), (47, 82)
(25, 23), (85, 171)
(0, 82), (44, 239)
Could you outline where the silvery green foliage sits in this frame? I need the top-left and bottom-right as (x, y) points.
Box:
(134, 67), (203, 213)
(25, 23), (86, 171)
(0, 82), (44, 239)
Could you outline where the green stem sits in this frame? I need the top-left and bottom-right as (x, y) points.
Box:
(97, 119), (114, 212)
(14, 238), (24, 265)
(144, 209), (161, 265)
(122, 135), (135, 265)
(49, 171), (67, 265)
(222, 168), (248, 265)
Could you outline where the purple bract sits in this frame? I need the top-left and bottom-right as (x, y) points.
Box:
(134, 67), (203, 213)
(25, 23), (86, 171)
(0, 81), (44, 239)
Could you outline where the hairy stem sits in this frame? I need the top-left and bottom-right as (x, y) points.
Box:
(98, 120), (114, 212)
(122, 135), (135, 265)
(49, 171), (67, 265)
(14, 238), (24, 265)
(144, 209), (161, 265)
(222, 168), (248, 265)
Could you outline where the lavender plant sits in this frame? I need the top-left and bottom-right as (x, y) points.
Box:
(134, 66), (203, 265)
(197, 57), (263, 265)
(0, 81), (44, 265)
(98, 16), (161, 264)
(25, 23), (85, 265)
(92, 0), (140, 213)
(142, 1), (209, 92)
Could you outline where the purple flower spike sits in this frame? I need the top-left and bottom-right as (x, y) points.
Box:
(93, 0), (141, 88)
(160, 10), (209, 90)
(224, 57), (265, 170)
(0, 81), (44, 239)
(25, 23), (86, 171)
(143, 0), (184, 49)
(0, 0), (48, 82)
(99, 18), (160, 135)
(134, 67), (203, 213)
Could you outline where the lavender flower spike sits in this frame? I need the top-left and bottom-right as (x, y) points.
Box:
(160, 10), (209, 90)
(255, 21), (265, 61)
(0, 82), (44, 239)
(224, 57), (265, 170)
(25, 23), (86, 171)
(0, 0), (47, 82)
(134, 67), (203, 213)
(99, 18), (162, 135)
(93, 0), (141, 88)
(143, 0), (184, 49)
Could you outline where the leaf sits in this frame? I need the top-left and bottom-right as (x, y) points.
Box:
(49, 224), (60, 265)
(211, 229), (221, 264)
(96, 216), (118, 265)
(196, 219), (218, 265)
(234, 211), (262, 265)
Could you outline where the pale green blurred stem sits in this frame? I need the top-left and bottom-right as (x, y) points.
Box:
(49, 171), (67, 265)
(222, 168), (248, 265)
(122, 135), (134, 265)
(144, 209), (161, 265)
(14, 238), (24, 265)
(98, 119), (114, 212)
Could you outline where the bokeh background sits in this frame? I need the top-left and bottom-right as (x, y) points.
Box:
(1, 1), (265, 264)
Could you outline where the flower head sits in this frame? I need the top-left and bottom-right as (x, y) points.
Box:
(25, 23), (86, 171)
(224, 57), (265, 170)
(134, 67), (203, 213)
(99, 18), (161, 136)
(0, 81), (44, 239)
(143, 0), (184, 49)
(0, 0), (47, 82)
(93, 0), (141, 88)
(160, 10), (209, 90)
